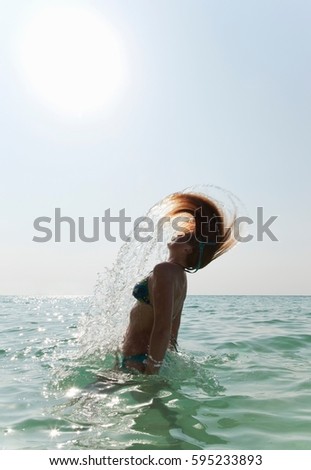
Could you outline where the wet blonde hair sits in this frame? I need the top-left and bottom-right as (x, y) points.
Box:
(166, 192), (236, 271)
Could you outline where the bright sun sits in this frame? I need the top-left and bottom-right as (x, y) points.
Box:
(17, 5), (127, 116)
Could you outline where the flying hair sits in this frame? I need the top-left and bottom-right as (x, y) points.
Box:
(165, 192), (237, 271)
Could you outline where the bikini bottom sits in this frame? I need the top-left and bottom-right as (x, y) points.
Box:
(121, 353), (147, 370)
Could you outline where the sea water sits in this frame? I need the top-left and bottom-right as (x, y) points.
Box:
(1, 294), (311, 450)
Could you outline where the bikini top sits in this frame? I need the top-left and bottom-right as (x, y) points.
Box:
(132, 275), (179, 332)
(132, 276), (151, 305)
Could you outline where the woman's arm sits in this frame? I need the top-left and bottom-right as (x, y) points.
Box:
(144, 263), (175, 375)
(169, 308), (182, 351)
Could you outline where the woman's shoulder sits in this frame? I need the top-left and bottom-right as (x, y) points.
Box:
(152, 262), (182, 277)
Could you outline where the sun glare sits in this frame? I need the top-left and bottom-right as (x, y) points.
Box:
(17, 5), (127, 116)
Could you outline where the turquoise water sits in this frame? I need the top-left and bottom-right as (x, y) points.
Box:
(1, 295), (311, 450)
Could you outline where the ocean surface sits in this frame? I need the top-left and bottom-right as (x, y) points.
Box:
(1, 294), (311, 450)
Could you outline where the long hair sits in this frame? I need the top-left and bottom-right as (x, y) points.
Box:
(165, 192), (236, 271)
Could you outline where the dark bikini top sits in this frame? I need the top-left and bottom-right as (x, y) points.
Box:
(132, 276), (151, 305)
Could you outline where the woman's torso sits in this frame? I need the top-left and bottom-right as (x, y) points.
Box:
(122, 264), (187, 356)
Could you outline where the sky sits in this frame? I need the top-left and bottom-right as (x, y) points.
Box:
(0, 0), (310, 295)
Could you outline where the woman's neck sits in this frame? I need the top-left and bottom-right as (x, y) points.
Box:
(167, 257), (186, 269)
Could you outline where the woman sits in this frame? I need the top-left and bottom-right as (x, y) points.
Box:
(121, 192), (236, 374)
